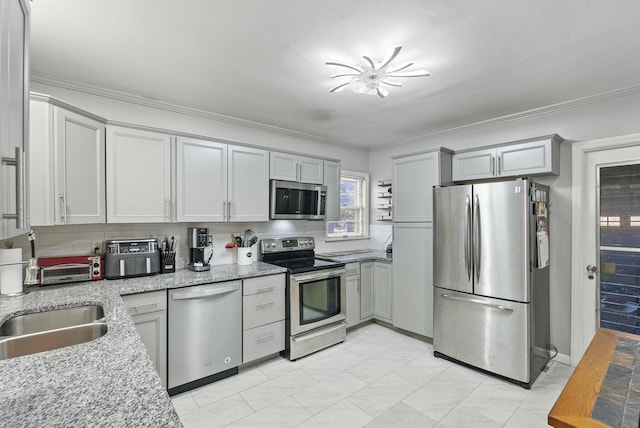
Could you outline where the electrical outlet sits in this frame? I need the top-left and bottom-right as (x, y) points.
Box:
(92, 241), (103, 254)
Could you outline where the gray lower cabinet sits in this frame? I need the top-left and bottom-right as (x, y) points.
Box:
(345, 263), (361, 327)
(122, 290), (167, 388)
(373, 262), (392, 322)
(360, 262), (374, 319)
(242, 274), (286, 363)
(393, 222), (434, 337)
(357, 261), (392, 324)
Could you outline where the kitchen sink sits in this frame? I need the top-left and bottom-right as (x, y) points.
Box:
(0, 305), (107, 360)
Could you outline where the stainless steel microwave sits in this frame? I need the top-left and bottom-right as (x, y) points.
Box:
(270, 180), (327, 220)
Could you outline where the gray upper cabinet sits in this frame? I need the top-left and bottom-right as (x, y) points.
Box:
(30, 96), (106, 226)
(0, 0), (29, 239)
(270, 151), (324, 184)
(392, 148), (453, 223)
(323, 160), (341, 222)
(452, 135), (561, 182)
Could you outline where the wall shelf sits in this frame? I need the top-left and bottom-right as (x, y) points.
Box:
(377, 180), (392, 221)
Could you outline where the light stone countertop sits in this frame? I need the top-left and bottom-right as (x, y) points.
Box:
(315, 250), (392, 264)
(0, 262), (287, 428)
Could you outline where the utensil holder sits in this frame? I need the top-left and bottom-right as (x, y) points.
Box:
(161, 250), (176, 273)
(237, 247), (253, 265)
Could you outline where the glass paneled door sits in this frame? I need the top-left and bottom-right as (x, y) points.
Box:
(599, 164), (640, 333)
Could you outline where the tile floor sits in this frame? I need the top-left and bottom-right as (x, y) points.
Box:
(171, 323), (573, 427)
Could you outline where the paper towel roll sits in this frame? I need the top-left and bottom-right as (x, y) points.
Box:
(0, 248), (23, 295)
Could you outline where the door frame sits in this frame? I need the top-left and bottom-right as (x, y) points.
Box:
(571, 132), (640, 365)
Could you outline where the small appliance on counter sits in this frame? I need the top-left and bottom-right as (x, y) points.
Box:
(104, 238), (160, 279)
(39, 254), (103, 285)
(188, 227), (212, 272)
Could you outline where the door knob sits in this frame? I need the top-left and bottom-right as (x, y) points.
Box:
(586, 265), (598, 280)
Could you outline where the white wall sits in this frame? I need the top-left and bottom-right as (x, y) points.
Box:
(369, 90), (640, 358)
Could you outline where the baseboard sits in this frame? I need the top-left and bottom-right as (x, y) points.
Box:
(552, 352), (571, 366)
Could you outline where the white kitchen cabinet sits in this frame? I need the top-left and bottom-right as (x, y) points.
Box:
(345, 262), (361, 327)
(452, 135), (561, 181)
(227, 145), (269, 222)
(0, 0), (29, 239)
(176, 137), (268, 222)
(30, 96), (106, 226)
(269, 151), (324, 184)
(242, 274), (286, 364)
(122, 290), (167, 388)
(176, 137), (226, 222)
(323, 160), (341, 222)
(106, 126), (172, 223)
(373, 261), (392, 322)
(360, 261), (374, 320)
(392, 148), (452, 222)
(393, 222), (434, 337)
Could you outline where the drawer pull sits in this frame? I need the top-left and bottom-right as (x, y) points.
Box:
(256, 301), (275, 309)
(256, 286), (275, 294)
(256, 333), (274, 343)
(129, 303), (159, 315)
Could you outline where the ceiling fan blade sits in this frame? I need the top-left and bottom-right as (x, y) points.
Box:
(386, 62), (414, 74)
(381, 80), (402, 87)
(331, 73), (359, 78)
(326, 61), (362, 73)
(329, 82), (351, 93)
(386, 69), (431, 78)
(376, 87), (389, 98)
(362, 55), (376, 70)
(378, 45), (403, 70)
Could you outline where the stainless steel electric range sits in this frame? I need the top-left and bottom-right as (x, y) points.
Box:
(261, 237), (346, 360)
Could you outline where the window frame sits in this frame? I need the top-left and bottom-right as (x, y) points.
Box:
(325, 170), (370, 241)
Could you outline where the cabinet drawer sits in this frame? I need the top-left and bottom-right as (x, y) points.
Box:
(243, 288), (285, 329)
(122, 290), (167, 315)
(243, 320), (285, 363)
(243, 274), (285, 296)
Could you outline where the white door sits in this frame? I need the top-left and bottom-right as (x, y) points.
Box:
(228, 145), (269, 222)
(299, 156), (324, 184)
(106, 127), (172, 223)
(176, 137), (226, 222)
(392, 152), (440, 222)
(55, 108), (105, 224)
(572, 134), (640, 364)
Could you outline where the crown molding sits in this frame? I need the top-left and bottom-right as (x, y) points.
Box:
(30, 74), (369, 151)
(399, 83), (640, 145)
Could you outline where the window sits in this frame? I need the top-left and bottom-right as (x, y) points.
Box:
(326, 171), (369, 240)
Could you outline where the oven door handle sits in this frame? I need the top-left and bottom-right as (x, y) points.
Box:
(291, 268), (346, 283)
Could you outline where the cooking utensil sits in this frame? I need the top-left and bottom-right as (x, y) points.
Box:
(243, 229), (255, 247)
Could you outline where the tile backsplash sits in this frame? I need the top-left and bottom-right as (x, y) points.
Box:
(1, 222), (392, 269)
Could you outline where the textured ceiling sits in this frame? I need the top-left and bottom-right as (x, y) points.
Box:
(29, 0), (640, 148)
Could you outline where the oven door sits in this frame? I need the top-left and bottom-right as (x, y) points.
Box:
(289, 267), (346, 336)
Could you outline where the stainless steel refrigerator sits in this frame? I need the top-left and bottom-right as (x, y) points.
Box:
(433, 178), (551, 388)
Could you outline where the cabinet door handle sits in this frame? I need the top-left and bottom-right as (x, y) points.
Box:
(59, 193), (67, 223)
(490, 156), (495, 175)
(2, 147), (26, 229)
(223, 201), (227, 221)
(256, 301), (275, 309)
(256, 333), (274, 343)
(498, 155), (502, 175)
(256, 286), (275, 294)
(228, 200), (232, 221)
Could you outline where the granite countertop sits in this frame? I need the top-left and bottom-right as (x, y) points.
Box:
(0, 262), (287, 427)
(316, 249), (392, 264)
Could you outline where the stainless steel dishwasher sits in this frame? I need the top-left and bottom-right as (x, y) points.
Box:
(167, 280), (241, 395)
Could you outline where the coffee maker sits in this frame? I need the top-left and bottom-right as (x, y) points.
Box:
(188, 227), (211, 271)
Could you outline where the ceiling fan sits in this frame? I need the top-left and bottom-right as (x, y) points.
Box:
(326, 45), (430, 98)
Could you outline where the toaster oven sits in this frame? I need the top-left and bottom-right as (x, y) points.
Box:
(38, 255), (103, 285)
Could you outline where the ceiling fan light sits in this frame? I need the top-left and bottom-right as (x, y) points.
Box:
(326, 45), (429, 98)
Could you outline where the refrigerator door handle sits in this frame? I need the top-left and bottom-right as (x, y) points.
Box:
(440, 293), (514, 312)
(473, 194), (481, 282)
(464, 196), (472, 282)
